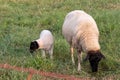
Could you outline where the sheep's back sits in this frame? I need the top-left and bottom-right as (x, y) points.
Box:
(62, 10), (100, 51)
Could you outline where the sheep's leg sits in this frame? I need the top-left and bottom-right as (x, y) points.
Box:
(41, 50), (46, 58)
(77, 49), (81, 71)
(70, 46), (75, 65)
(83, 54), (89, 61)
(49, 45), (53, 59)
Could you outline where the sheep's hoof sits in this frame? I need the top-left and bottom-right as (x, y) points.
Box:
(77, 66), (81, 72)
(77, 68), (81, 72)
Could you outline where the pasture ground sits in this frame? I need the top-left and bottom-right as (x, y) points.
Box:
(0, 0), (120, 79)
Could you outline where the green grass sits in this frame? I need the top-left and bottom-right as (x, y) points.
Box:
(0, 0), (120, 79)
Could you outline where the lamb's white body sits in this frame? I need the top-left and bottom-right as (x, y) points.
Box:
(62, 10), (100, 71)
(36, 30), (54, 59)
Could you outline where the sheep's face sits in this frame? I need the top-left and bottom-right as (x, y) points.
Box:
(88, 51), (105, 72)
(29, 41), (39, 53)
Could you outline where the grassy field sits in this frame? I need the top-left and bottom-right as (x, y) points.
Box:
(0, 0), (120, 79)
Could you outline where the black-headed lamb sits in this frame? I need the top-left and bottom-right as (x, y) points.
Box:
(29, 30), (54, 59)
(62, 10), (105, 72)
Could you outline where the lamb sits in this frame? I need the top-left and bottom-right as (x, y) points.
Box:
(29, 30), (54, 59)
(62, 10), (105, 72)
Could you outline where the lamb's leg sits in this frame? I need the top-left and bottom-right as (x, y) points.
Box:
(77, 49), (81, 71)
(41, 50), (46, 58)
(70, 46), (75, 65)
(49, 45), (53, 59)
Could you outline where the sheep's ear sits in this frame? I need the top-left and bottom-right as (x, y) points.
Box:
(87, 50), (105, 61)
(83, 54), (89, 62)
(99, 52), (105, 59)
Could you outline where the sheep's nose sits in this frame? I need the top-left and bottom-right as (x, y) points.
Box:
(30, 49), (34, 53)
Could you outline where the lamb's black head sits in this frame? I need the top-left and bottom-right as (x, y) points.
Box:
(29, 41), (39, 53)
(87, 50), (105, 72)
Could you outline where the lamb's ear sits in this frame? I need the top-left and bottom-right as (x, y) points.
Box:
(33, 41), (39, 49)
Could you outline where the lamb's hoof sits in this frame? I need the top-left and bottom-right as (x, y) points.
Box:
(50, 56), (53, 60)
(72, 62), (75, 66)
(50, 57), (53, 60)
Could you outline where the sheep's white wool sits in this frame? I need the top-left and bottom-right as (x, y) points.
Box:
(62, 10), (100, 53)
(36, 30), (54, 51)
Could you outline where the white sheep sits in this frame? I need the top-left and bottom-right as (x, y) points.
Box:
(62, 10), (105, 72)
(29, 30), (54, 59)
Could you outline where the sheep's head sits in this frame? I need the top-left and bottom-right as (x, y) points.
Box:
(87, 50), (105, 72)
(29, 41), (39, 53)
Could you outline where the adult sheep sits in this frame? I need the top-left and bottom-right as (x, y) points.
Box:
(62, 10), (105, 72)
(29, 30), (54, 59)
